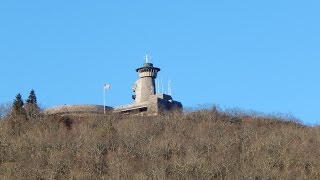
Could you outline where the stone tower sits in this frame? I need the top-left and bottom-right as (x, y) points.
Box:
(132, 56), (160, 103)
(114, 55), (182, 115)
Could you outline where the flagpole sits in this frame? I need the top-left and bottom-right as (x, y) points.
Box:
(103, 88), (106, 114)
(103, 84), (110, 114)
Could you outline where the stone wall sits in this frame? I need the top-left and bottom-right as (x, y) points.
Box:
(45, 105), (113, 115)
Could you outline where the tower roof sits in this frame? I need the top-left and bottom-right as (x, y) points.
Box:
(136, 63), (161, 72)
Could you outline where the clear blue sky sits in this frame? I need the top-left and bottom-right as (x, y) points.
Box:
(1, 0), (319, 124)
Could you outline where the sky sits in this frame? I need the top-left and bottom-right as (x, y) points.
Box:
(0, 0), (319, 124)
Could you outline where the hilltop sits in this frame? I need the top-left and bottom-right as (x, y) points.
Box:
(0, 108), (320, 179)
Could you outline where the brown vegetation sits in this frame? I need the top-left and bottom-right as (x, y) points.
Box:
(0, 108), (320, 179)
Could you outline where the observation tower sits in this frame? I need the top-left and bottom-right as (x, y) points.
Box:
(114, 55), (182, 115)
(133, 55), (161, 103)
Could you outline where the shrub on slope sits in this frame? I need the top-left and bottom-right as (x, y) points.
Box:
(0, 109), (319, 179)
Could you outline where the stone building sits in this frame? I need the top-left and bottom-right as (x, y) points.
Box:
(114, 60), (182, 115)
(45, 57), (182, 116)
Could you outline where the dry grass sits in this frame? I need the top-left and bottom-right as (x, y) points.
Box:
(0, 108), (320, 179)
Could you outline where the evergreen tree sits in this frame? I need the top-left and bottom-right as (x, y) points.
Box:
(26, 89), (37, 105)
(12, 93), (25, 116)
(25, 89), (40, 119)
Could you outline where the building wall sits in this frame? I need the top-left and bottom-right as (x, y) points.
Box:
(147, 94), (183, 115)
(45, 105), (113, 115)
(134, 77), (156, 103)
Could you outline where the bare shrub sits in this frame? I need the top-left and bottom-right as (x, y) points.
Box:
(0, 103), (11, 120)
(0, 109), (319, 179)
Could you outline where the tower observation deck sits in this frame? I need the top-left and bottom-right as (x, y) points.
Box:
(133, 62), (161, 103)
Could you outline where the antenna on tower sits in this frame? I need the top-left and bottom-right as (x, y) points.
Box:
(168, 79), (172, 96)
(157, 79), (160, 94)
(156, 79), (160, 94)
(145, 54), (153, 63)
(161, 76), (164, 94)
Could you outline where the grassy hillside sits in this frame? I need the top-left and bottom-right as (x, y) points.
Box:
(0, 108), (320, 179)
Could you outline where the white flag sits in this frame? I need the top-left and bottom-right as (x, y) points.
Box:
(104, 84), (111, 90)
